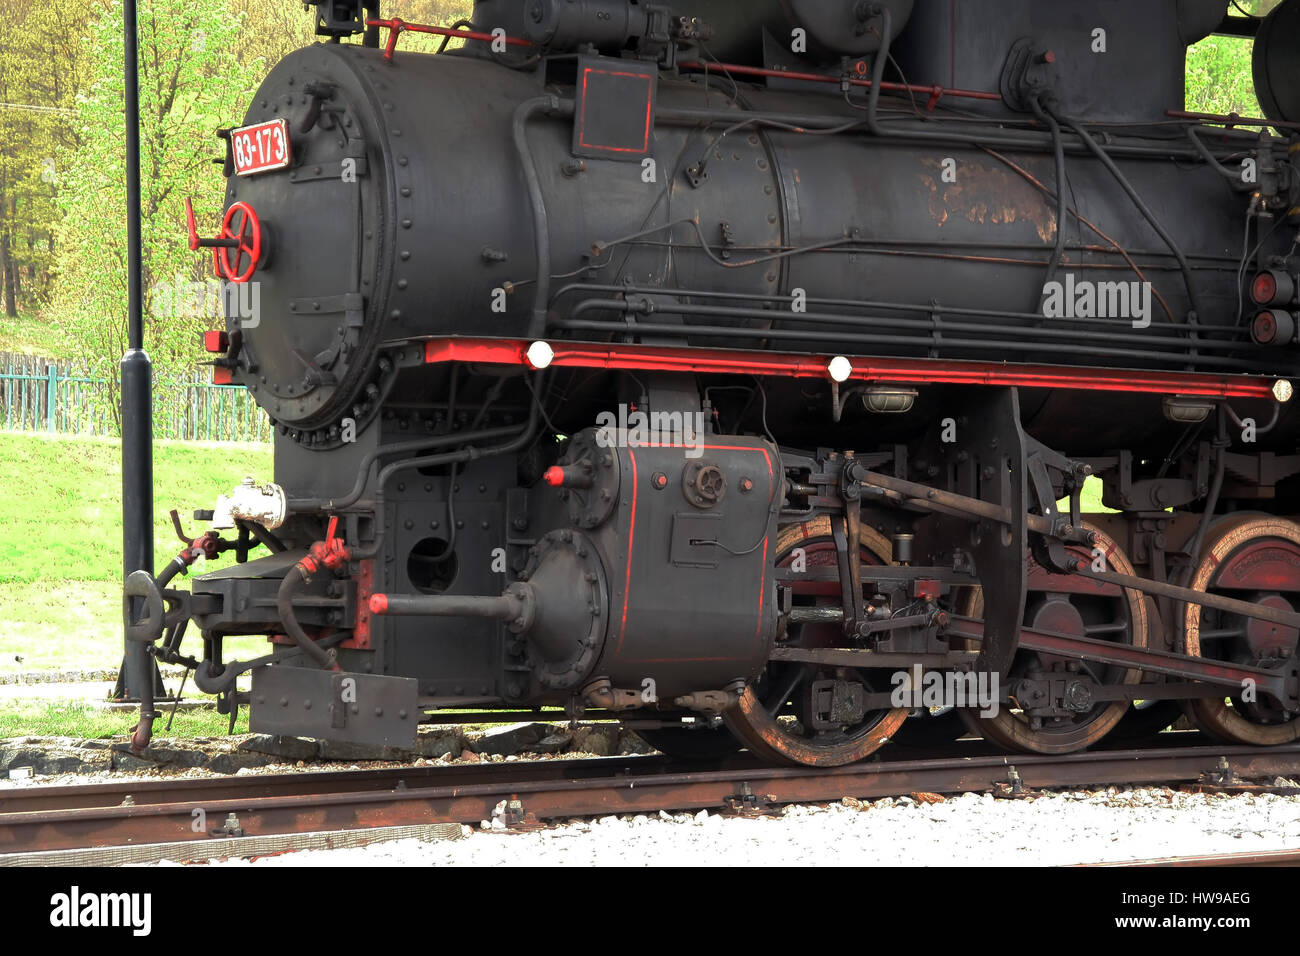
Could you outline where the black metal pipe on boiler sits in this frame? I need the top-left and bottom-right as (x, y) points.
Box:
(1029, 97), (1068, 304)
(277, 565), (339, 670)
(344, 386), (544, 560)
(287, 423), (526, 514)
(514, 95), (575, 339)
(1050, 106), (1207, 324)
(554, 314), (1264, 371)
(657, 104), (1227, 162)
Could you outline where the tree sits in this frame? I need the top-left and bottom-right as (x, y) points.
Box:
(228, 0), (474, 70)
(50, 0), (258, 429)
(1185, 0), (1282, 117)
(0, 0), (96, 319)
(229, 0), (317, 69)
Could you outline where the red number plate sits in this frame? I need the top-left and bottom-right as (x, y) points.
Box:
(230, 118), (292, 177)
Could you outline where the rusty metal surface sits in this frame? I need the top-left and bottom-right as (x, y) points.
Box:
(1084, 849), (1300, 868)
(4, 743), (1300, 857)
(0, 754), (675, 815)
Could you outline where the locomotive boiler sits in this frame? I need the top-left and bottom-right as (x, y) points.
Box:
(126, 0), (1300, 766)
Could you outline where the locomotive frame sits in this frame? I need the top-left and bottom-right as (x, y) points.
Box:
(122, 0), (1300, 767)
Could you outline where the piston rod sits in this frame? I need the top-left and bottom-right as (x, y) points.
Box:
(369, 587), (534, 633)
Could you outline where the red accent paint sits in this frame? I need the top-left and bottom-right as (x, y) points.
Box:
(1253, 272), (1279, 305)
(912, 579), (941, 601)
(617, 444), (774, 655)
(1215, 542), (1300, 592)
(184, 197), (200, 252)
(215, 201), (262, 284)
(543, 466), (565, 487)
(369, 593), (389, 615)
(348, 559), (375, 650)
(367, 17), (532, 61)
(619, 447), (639, 654)
(755, 448), (774, 643)
(577, 67), (655, 154)
(213, 366), (233, 385)
(624, 657), (746, 664)
(677, 60), (1002, 107)
(425, 339), (527, 365)
(229, 118), (292, 177)
(309, 535), (350, 572)
(420, 337), (1280, 400)
(203, 330), (229, 353)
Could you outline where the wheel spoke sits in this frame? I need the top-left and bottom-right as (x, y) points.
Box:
(1077, 660), (1105, 684)
(1183, 517), (1300, 746)
(957, 521), (1147, 755)
(765, 668), (806, 716)
(725, 517), (908, 767)
(1197, 628), (1246, 641)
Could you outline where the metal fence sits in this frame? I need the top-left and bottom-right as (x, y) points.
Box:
(0, 351), (271, 443)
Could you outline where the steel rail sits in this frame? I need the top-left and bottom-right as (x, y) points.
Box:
(1084, 848), (1300, 867)
(3, 743), (1300, 856)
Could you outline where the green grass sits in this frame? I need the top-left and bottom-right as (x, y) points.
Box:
(0, 700), (248, 740)
(0, 437), (1115, 679)
(0, 434), (273, 674)
(1073, 476), (1111, 514)
(0, 433), (272, 584)
(0, 311), (76, 360)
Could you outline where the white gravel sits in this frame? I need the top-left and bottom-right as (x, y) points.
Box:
(198, 787), (1300, 867)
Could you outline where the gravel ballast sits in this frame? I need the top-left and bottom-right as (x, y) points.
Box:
(6, 727), (1300, 868)
(200, 787), (1300, 867)
(0, 722), (649, 787)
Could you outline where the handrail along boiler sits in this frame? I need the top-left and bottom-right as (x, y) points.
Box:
(126, 0), (1300, 765)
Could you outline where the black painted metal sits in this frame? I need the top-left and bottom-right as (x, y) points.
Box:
(1254, 0), (1300, 126)
(127, 1), (1300, 759)
(249, 666), (420, 749)
(117, 0), (156, 725)
(217, 28), (1295, 452)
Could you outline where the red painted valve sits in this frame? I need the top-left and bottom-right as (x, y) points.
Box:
(184, 198), (264, 284)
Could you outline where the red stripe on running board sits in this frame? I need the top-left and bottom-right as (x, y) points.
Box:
(420, 338), (1284, 400)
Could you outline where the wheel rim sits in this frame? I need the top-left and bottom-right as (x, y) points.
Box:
(723, 516), (909, 767)
(1184, 516), (1300, 746)
(958, 522), (1149, 754)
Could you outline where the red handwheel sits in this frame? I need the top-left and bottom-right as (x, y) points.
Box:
(214, 201), (263, 284)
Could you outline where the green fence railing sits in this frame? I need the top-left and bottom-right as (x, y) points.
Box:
(0, 351), (271, 443)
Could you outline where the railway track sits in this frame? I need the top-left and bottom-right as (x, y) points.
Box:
(3, 740), (1300, 864)
(1087, 849), (1300, 867)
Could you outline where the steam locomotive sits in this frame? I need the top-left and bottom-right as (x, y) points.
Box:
(126, 0), (1300, 766)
